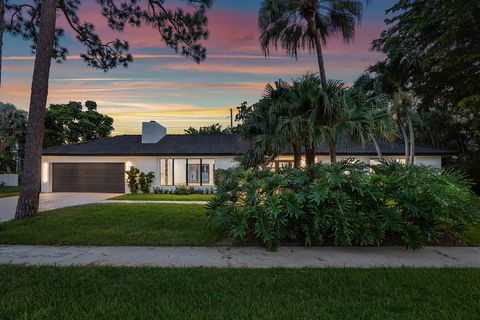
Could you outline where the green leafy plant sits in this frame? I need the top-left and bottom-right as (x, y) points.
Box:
(125, 167), (140, 194)
(139, 172), (155, 194)
(208, 160), (480, 250)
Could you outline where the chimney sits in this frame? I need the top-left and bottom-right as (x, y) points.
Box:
(142, 121), (166, 143)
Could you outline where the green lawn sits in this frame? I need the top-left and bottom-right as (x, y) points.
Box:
(466, 224), (480, 246)
(0, 203), (219, 246)
(110, 193), (215, 201)
(0, 266), (479, 319)
(0, 186), (20, 198)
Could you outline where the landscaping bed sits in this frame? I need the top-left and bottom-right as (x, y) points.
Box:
(0, 203), (219, 246)
(0, 202), (478, 247)
(109, 194), (214, 201)
(0, 186), (20, 198)
(210, 162), (480, 250)
(1, 266), (479, 319)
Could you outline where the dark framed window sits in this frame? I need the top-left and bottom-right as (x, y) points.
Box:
(188, 164), (200, 183)
(187, 163), (210, 184)
(201, 164), (210, 183)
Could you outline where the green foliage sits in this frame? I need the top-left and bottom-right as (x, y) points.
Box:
(258, 0), (367, 82)
(5, 0), (212, 70)
(236, 74), (395, 167)
(185, 123), (235, 134)
(208, 160), (480, 250)
(43, 101), (114, 147)
(126, 167), (155, 194)
(139, 171), (155, 194)
(372, 0), (480, 192)
(0, 102), (27, 173)
(125, 167), (140, 194)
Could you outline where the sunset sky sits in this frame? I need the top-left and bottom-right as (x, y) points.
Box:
(1, 0), (396, 134)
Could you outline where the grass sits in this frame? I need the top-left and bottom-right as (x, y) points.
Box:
(0, 266), (479, 319)
(0, 203), (219, 246)
(110, 193), (215, 201)
(466, 224), (480, 246)
(0, 186), (20, 198)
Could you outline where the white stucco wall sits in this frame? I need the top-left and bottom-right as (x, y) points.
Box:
(41, 154), (442, 193)
(41, 155), (237, 193)
(315, 155), (441, 167)
(413, 156), (442, 167)
(0, 174), (18, 186)
(41, 156), (159, 193)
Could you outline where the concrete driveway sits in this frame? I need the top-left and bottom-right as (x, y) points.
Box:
(0, 193), (120, 222)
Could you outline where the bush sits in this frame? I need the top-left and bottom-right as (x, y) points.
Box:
(125, 167), (140, 194)
(139, 172), (155, 194)
(126, 167), (155, 194)
(207, 160), (480, 250)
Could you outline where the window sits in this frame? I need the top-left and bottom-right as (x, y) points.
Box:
(268, 161), (294, 170)
(188, 164), (210, 184)
(188, 164), (200, 183)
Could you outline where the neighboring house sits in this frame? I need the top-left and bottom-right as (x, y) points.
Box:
(41, 121), (454, 193)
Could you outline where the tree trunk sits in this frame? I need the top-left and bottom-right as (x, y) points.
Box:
(327, 137), (337, 164)
(407, 113), (415, 165)
(371, 135), (384, 161)
(307, 17), (327, 86)
(304, 145), (316, 167)
(292, 143), (301, 168)
(0, 0), (5, 87)
(15, 0), (57, 219)
(397, 117), (409, 165)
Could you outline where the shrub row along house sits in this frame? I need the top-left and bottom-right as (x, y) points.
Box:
(41, 121), (454, 193)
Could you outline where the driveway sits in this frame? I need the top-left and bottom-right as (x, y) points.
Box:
(0, 193), (120, 222)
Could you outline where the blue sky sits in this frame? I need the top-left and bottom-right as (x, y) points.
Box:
(1, 0), (396, 134)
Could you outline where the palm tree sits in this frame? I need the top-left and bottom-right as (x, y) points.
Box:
(368, 56), (417, 165)
(259, 0), (367, 86)
(237, 81), (303, 168)
(350, 75), (397, 161)
(286, 74), (328, 166)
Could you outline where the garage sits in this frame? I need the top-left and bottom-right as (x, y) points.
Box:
(52, 163), (125, 193)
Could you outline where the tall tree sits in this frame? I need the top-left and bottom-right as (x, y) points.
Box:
(185, 123), (227, 135)
(372, 0), (480, 189)
(0, 0), (4, 87)
(16, 0), (57, 218)
(258, 0), (367, 85)
(0, 102), (27, 173)
(14, 0), (212, 218)
(351, 74), (398, 161)
(365, 55), (417, 164)
(236, 82), (297, 168)
(43, 101), (114, 147)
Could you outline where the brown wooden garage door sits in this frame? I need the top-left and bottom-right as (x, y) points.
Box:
(52, 163), (125, 193)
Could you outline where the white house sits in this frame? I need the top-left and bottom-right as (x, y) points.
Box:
(41, 121), (453, 193)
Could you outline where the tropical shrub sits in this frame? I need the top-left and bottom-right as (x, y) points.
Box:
(125, 167), (140, 194)
(126, 167), (155, 194)
(139, 171), (155, 194)
(207, 160), (480, 250)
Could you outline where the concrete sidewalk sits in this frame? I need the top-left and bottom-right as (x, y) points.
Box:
(104, 200), (208, 205)
(1, 245), (480, 268)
